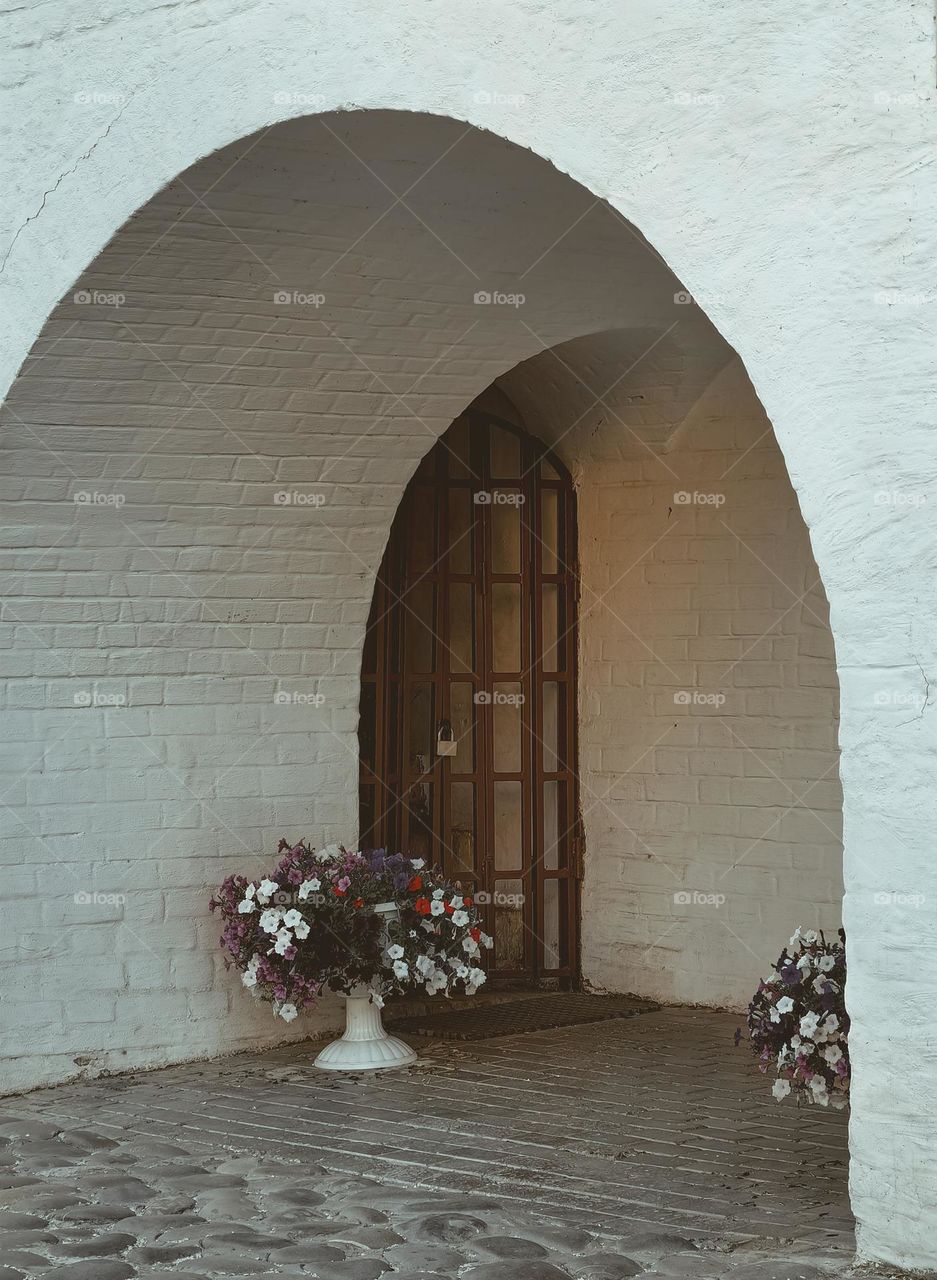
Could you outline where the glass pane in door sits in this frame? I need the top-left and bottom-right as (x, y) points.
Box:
(493, 781), (523, 871)
(449, 780), (476, 880)
(493, 877), (525, 969)
(491, 583), (521, 672)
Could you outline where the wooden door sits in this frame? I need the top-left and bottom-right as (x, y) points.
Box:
(359, 407), (581, 984)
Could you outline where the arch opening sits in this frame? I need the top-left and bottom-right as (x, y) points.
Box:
(1, 102), (841, 1122)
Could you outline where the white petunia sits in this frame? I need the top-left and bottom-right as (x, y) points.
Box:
(430, 899), (445, 916)
(257, 878), (279, 903)
(451, 910), (469, 927)
(317, 843), (341, 862)
(462, 937), (480, 957)
(818, 954), (835, 972)
(242, 968), (258, 988)
(259, 909), (282, 934)
(244, 883), (257, 900)
(776, 996), (794, 1014)
(283, 909), (302, 929)
(278, 1002), (298, 1023)
(370, 990), (385, 1008)
(298, 878), (321, 900)
(823, 1044), (843, 1065)
(449, 895), (464, 909)
(387, 944), (405, 960)
(392, 959), (410, 980)
(410, 858), (425, 869)
(455, 963), (470, 979)
(432, 888), (445, 900)
(799, 1011), (821, 1040)
(803, 929), (819, 944)
(808, 1075), (829, 1105)
(480, 932), (493, 949)
(415, 954), (435, 976)
(772, 1078), (791, 1101)
(468, 967), (486, 987)
(788, 926), (803, 951)
(293, 919), (310, 940)
(769, 1007), (780, 1023)
(821, 1013), (840, 1037)
(237, 897), (255, 914)
(274, 928), (293, 956)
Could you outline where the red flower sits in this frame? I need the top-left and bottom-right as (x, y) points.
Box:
(333, 885), (346, 896)
(444, 901), (454, 914)
(414, 896), (431, 915)
(464, 896), (473, 907)
(408, 875), (423, 892)
(470, 927), (481, 942)
(353, 897), (364, 908)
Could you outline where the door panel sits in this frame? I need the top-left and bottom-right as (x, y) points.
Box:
(359, 408), (581, 983)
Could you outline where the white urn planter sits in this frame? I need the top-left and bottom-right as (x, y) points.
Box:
(314, 902), (418, 1072)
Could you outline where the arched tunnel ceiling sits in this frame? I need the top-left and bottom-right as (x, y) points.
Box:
(11, 110), (740, 499)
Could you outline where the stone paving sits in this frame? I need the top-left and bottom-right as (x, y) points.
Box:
(0, 1007), (861, 1279)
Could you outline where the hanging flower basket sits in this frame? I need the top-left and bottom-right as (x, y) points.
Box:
(210, 841), (493, 1071)
(743, 926), (849, 1108)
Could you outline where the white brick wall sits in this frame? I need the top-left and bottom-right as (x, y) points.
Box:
(570, 361), (842, 1008)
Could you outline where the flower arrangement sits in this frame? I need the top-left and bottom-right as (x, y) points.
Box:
(210, 840), (493, 1023)
(744, 926), (849, 1109)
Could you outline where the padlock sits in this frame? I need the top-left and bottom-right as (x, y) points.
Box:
(436, 719), (458, 757)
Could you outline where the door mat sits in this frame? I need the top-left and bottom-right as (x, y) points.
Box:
(389, 993), (661, 1040)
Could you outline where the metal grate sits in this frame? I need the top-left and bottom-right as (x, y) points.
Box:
(390, 992), (661, 1040)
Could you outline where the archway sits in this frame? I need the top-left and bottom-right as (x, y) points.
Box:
(6, 102), (922, 1266)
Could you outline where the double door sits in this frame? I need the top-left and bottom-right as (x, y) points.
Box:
(359, 408), (580, 983)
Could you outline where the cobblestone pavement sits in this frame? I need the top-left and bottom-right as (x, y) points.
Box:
(0, 1007), (859, 1279)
